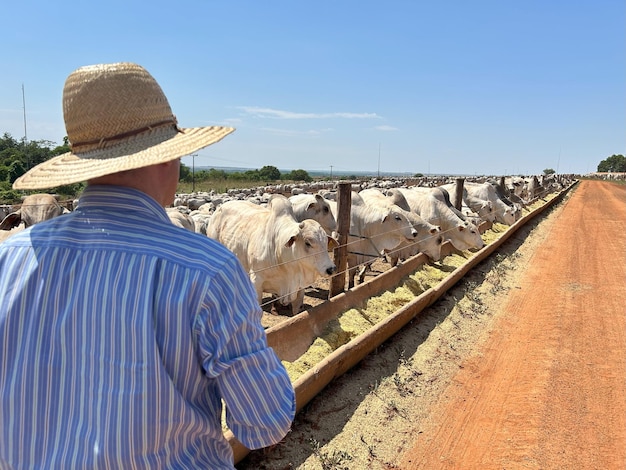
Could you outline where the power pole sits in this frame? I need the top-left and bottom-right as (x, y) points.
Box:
(22, 83), (30, 172)
(330, 165), (333, 180)
(377, 143), (381, 178)
(192, 154), (197, 193)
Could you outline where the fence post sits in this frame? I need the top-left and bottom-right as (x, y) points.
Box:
(454, 177), (465, 211)
(330, 183), (351, 298)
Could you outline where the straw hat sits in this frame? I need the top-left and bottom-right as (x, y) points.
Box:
(13, 62), (235, 190)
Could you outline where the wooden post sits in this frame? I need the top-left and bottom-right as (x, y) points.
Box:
(329, 183), (351, 298)
(454, 178), (464, 211)
(499, 176), (506, 191)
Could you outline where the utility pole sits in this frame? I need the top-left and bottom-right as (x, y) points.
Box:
(22, 83), (29, 171)
(22, 83), (27, 142)
(192, 154), (197, 193)
(377, 143), (381, 178)
(330, 165), (333, 180)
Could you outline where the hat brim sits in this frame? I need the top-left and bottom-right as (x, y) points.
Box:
(13, 125), (234, 190)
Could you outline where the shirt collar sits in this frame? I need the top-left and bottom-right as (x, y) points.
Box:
(75, 185), (171, 224)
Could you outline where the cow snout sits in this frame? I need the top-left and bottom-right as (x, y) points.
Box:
(326, 264), (337, 276)
(411, 228), (418, 238)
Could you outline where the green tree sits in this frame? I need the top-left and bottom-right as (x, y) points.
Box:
(0, 133), (21, 153)
(244, 169), (262, 180)
(0, 133), (67, 182)
(51, 136), (71, 156)
(227, 171), (245, 181)
(543, 168), (555, 175)
(597, 154), (626, 172)
(206, 168), (228, 180)
(286, 169), (312, 182)
(0, 133), (85, 199)
(258, 165), (281, 181)
(7, 160), (26, 182)
(179, 162), (192, 182)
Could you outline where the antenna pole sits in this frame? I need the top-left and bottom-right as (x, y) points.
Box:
(377, 143), (381, 178)
(22, 83), (27, 142)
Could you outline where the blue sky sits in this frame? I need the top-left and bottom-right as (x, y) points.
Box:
(1, 1), (624, 176)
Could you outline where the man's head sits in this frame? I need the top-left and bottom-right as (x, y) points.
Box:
(13, 62), (234, 192)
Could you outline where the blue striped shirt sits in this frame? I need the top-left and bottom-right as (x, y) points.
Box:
(0, 185), (295, 469)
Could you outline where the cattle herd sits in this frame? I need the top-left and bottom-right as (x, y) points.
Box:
(1, 174), (575, 314)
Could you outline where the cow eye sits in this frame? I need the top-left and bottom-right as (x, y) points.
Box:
(305, 240), (312, 248)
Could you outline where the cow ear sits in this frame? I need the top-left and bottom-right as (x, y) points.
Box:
(285, 223), (304, 248)
(327, 236), (339, 251)
(0, 212), (21, 230)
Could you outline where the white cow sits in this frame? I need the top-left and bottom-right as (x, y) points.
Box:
(524, 175), (543, 202)
(440, 183), (496, 223)
(0, 193), (68, 231)
(486, 180), (524, 220)
(206, 194), (337, 314)
(396, 187), (485, 252)
(504, 176), (526, 198)
(359, 188), (443, 266)
(166, 208), (196, 232)
(459, 182), (516, 225)
(329, 191), (418, 288)
(190, 212), (210, 235)
(288, 193), (337, 235)
(503, 176), (533, 208)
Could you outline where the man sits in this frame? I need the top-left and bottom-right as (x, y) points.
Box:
(0, 62), (295, 469)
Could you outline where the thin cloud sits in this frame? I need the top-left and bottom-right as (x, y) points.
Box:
(259, 127), (333, 136)
(375, 125), (398, 131)
(238, 106), (380, 120)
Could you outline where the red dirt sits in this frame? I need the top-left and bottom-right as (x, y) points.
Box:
(400, 180), (626, 469)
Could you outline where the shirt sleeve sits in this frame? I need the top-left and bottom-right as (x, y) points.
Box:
(194, 254), (296, 450)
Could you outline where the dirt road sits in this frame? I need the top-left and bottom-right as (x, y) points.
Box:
(400, 180), (626, 469)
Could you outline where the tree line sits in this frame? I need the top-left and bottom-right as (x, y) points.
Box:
(597, 154), (626, 173)
(179, 164), (313, 185)
(0, 133), (77, 202)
